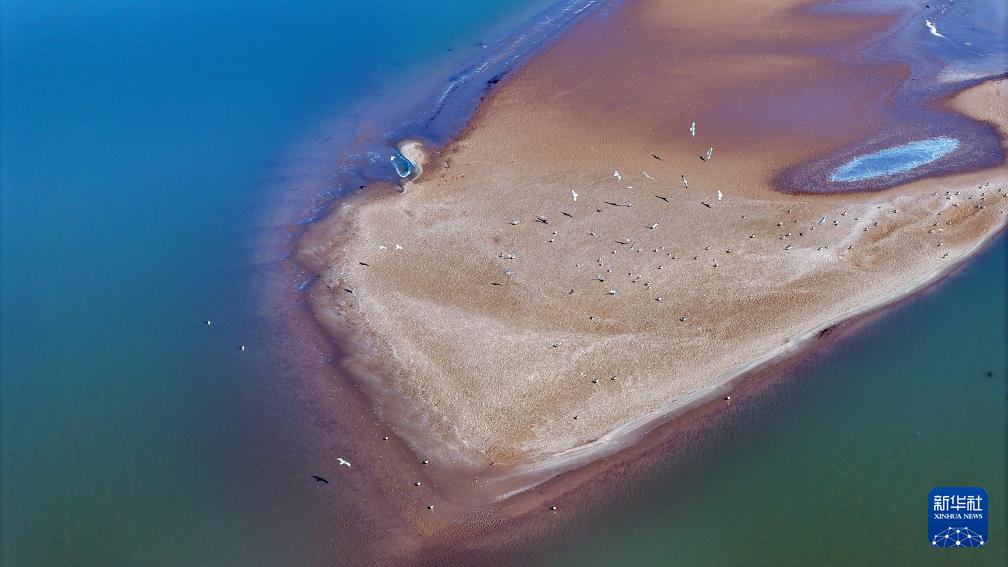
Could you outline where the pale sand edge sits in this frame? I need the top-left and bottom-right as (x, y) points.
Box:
(489, 211), (1007, 500)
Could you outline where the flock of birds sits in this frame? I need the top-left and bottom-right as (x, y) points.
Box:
(487, 116), (1007, 305)
(180, 12), (999, 522)
(338, 113), (1006, 512)
(286, 105), (1008, 512)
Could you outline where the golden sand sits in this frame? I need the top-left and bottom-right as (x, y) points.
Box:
(297, 0), (1007, 500)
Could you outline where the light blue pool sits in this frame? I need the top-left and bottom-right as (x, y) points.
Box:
(390, 152), (414, 178)
(830, 136), (959, 182)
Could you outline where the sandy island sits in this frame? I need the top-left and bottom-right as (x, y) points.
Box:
(296, 0), (1007, 511)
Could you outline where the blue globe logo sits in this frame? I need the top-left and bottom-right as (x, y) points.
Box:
(932, 527), (985, 547)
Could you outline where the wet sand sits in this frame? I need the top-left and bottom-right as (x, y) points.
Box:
(294, 0), (1006, 560)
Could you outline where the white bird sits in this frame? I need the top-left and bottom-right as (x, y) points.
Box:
(205, 319), (213, 326)
(716, 190), (723, 201)
(819, 215), (827, 225)
(642, 171), (655, 180)
(337, 457), (351, 468)
(682, 175), (689, 189)
(925, 19), (944, 38)
(613, 170), (622, 180)
(240, 344), (246, 352)
(690, 121), (696, 137)
(571, 189), (578, 201)
(705, 147), (713, 161)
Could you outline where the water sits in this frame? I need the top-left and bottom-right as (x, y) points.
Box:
(779, 0), (1006, 193)
(526, 234), (1007, 566)
(391, 152), (415, 178)
(0, 1), (555, 565)
(830, 137), (960, 182)
(3, 0), (1005, 565)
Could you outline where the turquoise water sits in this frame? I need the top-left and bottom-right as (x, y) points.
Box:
(0, 1), (553, 565)
(391, 152), (415, 178)
(831, 137), (960, 182)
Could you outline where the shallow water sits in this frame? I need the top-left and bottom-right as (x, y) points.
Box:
(831, 137), (960, 182)
(391, 153), (415, 178)
(778, 0), (1006, 193)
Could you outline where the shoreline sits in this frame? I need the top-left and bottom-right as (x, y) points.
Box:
(246, 2), (625, 562)
(483, 214), (1007, 501)
(298, 0), (1007, 496)
(407, 229), (1007, 565)
(279, 0), (1006, 562)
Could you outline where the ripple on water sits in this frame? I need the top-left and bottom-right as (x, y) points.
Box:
(830, 137), (960, 182)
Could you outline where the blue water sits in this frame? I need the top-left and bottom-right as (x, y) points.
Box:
(390, 152), (415, 178)
(0, 1), (555, 565)
(831, 137), (960, 182)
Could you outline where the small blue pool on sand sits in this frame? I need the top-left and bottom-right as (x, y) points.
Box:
(390, 153), (414, 178)
(830, 137), (959, 182)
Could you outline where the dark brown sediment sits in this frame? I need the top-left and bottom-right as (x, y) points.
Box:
(279, 0), (1007, 564)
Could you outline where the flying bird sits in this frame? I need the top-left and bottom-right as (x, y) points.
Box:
(690, 121), (696, 137)
(682, 175), (689, 189)
(705, 147), (713, 161)
(716, 190), (723, 201)
(925, 19), (944, 38)
(571, 189), (578, 201)
(337, 458), (351, 468)
(642, 171), (655, 180)
(613, 170), (622, 180)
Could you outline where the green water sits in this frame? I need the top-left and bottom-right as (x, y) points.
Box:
(529, 235), (1007, 566)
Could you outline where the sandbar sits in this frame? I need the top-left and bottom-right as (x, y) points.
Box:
(296, 0), (1008, 511)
